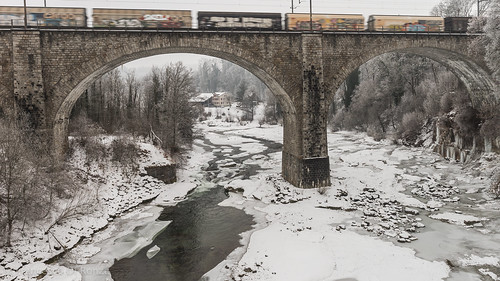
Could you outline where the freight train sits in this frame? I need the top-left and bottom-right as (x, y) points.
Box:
(0, 6), (473, 33)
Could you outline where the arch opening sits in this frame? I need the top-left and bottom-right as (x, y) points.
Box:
(53, 47), (298, 157)
(327, 47), (499, 158)
(327, 47), (498, 110)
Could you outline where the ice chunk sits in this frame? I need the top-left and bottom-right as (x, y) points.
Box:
(146, 245), (161, 259)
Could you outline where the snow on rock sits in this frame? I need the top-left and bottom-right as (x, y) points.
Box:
(139, 142), (172, 167)
(18, 262), (47, 279)
(478, 268), (499, 280)
(4, 261), (22, 271)
(63, 244), (101, 265)
(459, 254), (500, 267)
(40, 264), (81, 281)
(429, 212), (484, 226)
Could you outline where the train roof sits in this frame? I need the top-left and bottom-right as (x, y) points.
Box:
(92, 8), (191, 12)
(368, 15), (443, 18)
(285, 13), (363, 16)
(0, 6), (86, 10)
(198, 11), (281, 16)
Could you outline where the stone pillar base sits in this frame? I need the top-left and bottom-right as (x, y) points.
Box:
(282, 152), (331, 188)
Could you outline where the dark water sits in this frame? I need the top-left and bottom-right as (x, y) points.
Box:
(109, 187), (255, 281)
(109, 131), (281, 281)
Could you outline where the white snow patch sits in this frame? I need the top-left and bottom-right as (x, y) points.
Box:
(231, 224), (449, 281)
(429, 212), (484, 226)
(460, 254), (500, 266)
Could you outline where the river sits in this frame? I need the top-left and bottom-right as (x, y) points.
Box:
(58, 125), (500, 281)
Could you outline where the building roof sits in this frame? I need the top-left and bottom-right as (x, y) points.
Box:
(189, 92), (214, 103)
(213, 91), (230, 97)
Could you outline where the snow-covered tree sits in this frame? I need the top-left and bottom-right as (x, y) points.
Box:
(431, 0), (475, 17)
(0, 117), (78, 246)
(484, 0), (500, 84)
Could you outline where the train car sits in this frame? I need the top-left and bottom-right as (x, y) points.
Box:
(92, 8), (192, 29)
(198, 12), (281, 30)
(367, 15), (444, 32)
(0, 6), (86, 27)
(286, 13), (364, 31)
(444, 17), (471, 32)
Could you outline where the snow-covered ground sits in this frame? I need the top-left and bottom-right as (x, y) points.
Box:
(195, 106), (499, 281)
(3, 103), (499, 281)
(0, 136), (199, 281)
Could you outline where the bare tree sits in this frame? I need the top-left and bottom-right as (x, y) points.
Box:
(431, 0), (475, 17)
(0, 117), (34, 246)
(0, 117), (76, 246)
(155, 62), (197, 153)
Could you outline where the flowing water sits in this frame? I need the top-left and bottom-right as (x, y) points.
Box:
(109, 131), (282, 281)
(62, 128), (499, 281)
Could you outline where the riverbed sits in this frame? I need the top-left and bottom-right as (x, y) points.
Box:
(57, 124), (500, 281)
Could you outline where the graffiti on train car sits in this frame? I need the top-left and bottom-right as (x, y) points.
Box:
(92, 9), (191, 28)
(0, 12), (84, 26)
(0, 14), (23, 26)
(368, 16), (444, 32)
(206, 16), (273, 28)
(388, 20), (443, 31)
(97, 16), (188, 28)
(140, 15), (187, 28)
(198, 12), (281, 30)
(0, 6), (470, 33)
(286, 14), (364, 31)
(0, 7), (86, 27)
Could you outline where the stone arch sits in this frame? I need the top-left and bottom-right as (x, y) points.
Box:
(52, 45), (298, 157)
(326, 45), (497, 109)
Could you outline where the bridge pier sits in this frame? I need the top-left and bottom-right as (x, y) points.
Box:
(282, 34), (331, 188)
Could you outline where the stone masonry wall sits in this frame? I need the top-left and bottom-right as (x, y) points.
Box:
(12, 31), (46, 127)
(0, 31), (14, 117)
(0, 30), (494, 188)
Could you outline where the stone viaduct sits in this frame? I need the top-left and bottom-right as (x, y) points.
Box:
(0, 29), (497, 188)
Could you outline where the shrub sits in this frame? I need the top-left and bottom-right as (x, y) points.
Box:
(111, 137), (140, 164)
(439, 92), (454, 114)
(367, 124), (385, 141)
(111, 136), (140, 181)
(83, 137), (108, 164)
(398, 112), (424, 145)
(455, 106), (481, 138)
(480, 104), (500, 140)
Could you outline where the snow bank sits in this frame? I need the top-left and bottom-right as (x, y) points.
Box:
(0, 136), (188, 281)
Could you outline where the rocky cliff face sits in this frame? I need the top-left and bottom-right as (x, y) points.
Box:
(433, 117), (499, 162)
(145, 164), (177, 184)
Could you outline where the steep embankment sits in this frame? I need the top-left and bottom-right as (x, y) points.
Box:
(0, 136), (175, 280)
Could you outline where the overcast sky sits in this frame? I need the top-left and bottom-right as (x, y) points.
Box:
(3, 0), (445, 74)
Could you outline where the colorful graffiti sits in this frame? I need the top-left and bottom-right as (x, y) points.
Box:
(93, 9), (191, 28)
(198, 12), (281, 30)
(286, 14), (364, 31)
(0, 7), (85, 27)
(368, 16), (444, 32)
